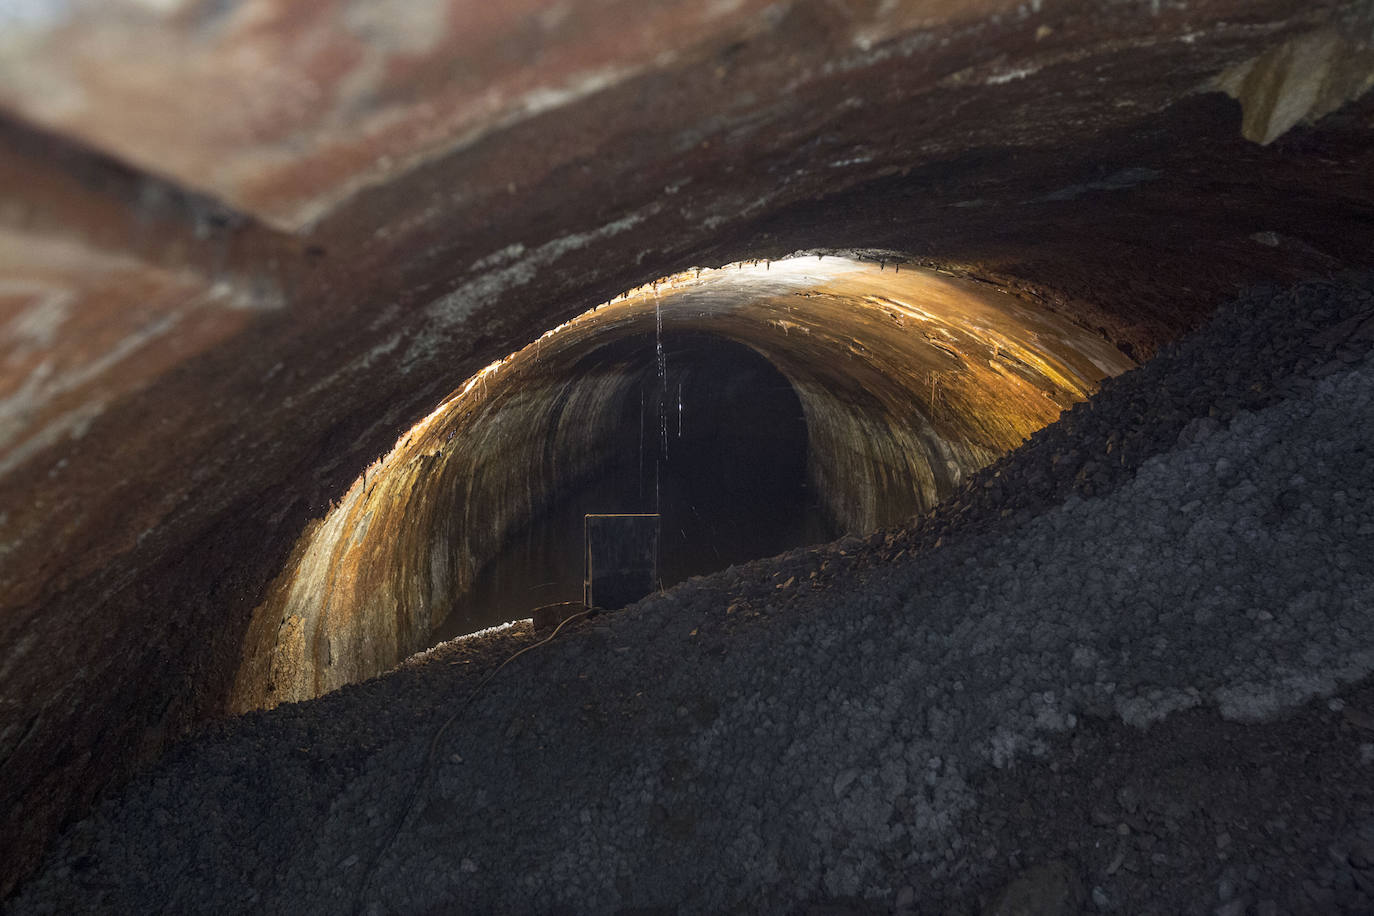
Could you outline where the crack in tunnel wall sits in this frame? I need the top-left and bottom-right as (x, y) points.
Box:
(230, 256), (1134, 712)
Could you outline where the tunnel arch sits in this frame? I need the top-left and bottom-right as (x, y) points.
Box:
(230, 255), (1135, 712)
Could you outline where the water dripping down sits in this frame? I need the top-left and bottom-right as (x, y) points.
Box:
(638, 387), (645, 501)
(655, 291), (666, 513)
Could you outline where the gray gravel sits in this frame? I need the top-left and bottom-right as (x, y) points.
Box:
(6, 276), (1374, 915)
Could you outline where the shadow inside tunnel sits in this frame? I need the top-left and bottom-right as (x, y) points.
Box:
(432, 333), (837, 641)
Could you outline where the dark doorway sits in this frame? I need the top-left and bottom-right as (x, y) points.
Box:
(432, 332), (834, 641)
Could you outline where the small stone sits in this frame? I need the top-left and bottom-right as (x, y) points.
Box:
(1214, 899), (1247, 916)
(1343, 706), (1374, 731)
(1178, 415), (1222, 446)
(460, 858), (478, 873)
(1302, 879), (1333, 906)
(1216, 832), (1232, 850)
(985, 859), (1085, 916)
(1091, 886), (1109, 908)
(894, 885), (916, 909)
(1117, 823), (1131, 837)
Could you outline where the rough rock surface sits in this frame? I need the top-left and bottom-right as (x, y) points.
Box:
(6, 276), (1374, 914)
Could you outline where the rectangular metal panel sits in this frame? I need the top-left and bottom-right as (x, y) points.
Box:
(584, 514), (659, 610)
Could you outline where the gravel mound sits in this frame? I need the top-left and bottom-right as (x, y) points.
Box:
(6, 275), (1374, 915)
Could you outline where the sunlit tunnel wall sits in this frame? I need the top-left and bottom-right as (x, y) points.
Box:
(229, 256), (1135, 712)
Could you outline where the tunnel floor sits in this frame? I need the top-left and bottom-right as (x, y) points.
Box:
(11, 275), (1373, 914)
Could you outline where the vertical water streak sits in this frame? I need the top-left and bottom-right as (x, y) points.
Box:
(655, 292), (666, 514)
(638, 386), (645, 501)
(656, 294), (667, 455)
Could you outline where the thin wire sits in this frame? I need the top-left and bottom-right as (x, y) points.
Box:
(352, 607), (594, 915)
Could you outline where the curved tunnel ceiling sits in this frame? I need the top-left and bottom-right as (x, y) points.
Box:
(232, 256), (1133, 711)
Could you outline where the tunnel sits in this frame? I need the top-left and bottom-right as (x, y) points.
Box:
(230, 257), (1130, 710)
(430, 329), (825, 642)
(1, 0), (1373, 910)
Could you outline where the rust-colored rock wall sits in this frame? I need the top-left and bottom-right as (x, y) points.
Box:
(1, 0), (1372, 899)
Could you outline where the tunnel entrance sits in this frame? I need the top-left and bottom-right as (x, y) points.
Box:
(233, 257), (1135, 712)
(432, 332), (834, 640)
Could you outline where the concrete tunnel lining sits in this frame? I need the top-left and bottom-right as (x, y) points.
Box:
(232, 255), (1134, 712)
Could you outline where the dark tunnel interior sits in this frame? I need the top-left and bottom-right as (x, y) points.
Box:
(433, 331), (830, 641)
